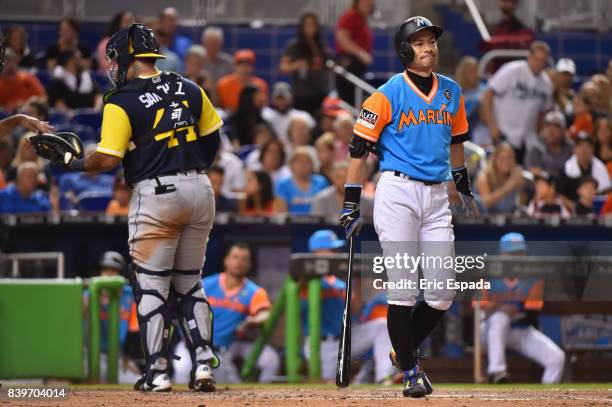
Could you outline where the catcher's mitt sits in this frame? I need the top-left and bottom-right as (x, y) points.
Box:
(29, 132), (84, 166)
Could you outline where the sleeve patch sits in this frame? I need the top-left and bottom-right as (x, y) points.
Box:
(356, 108), (379, 130)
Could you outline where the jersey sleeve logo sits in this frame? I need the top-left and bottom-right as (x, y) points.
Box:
(444, 89), (451, 101)
(357, 108), (379, 130)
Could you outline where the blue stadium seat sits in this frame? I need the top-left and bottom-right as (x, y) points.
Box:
(76, 191), (113, 212)
(70, 109), (102, 129)
(54, 123), (98, 143)
(48, 108), (69, 125)
(35, 69), (50, 88)
(91, 72), (112, 92)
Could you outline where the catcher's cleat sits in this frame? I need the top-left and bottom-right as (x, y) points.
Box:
(390, 348), (433, 395)
(134, 372), (172, 392)
(489, 370), (509, 384)
(189, 363), (216, 392)
(401, 365), (427, 398)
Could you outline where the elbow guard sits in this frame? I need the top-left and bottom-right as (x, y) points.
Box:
(200, 130), (221, 167)
(349, 134), (375, 158)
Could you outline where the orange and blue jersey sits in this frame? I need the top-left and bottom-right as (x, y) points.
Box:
(354, 71), (468, 182)
(203, 272), (271, 348)
(479, 277), (544, 327)
(84, 284), (133, 352)
(359, 293), (388, 323)
(300, 275), (346, 337)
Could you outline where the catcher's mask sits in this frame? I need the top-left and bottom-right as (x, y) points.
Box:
(105, 23), (165, 87)
(29, 132), (84, 163)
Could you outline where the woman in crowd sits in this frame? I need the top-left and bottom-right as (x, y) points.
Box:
(96, 10), (135, 73)
(275, 147), (328, 214)
(252, 139), (291, 184)
(475, 143), (525, 214)
(45, 17), (92, 71)
(594, 117), (612, 165)
(279, 12), (330, 114)
(244, 123), (276, 169)
(314, 132), (336, 183)
(47, 50), (101, 110)
(228, 85), (268, 147)
(3, 25), (36, 68)
(239, 170), (287, 215)
(286, 114), (317, 165)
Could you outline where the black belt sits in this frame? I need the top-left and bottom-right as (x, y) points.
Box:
(393, 171), (441, 186)
(148, 169), (207, 195)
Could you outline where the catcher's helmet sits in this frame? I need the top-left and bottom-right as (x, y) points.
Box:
(395, 16), (443, 67)
(29, 132), (84, 164)
(105, 23), (165, 87)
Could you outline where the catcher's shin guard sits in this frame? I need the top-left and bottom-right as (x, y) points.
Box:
(129, 264), (174, 390)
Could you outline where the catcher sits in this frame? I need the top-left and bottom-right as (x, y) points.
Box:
(31, 23), (223, 392)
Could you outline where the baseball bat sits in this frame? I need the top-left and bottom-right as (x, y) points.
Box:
(336, 235), (354, 387)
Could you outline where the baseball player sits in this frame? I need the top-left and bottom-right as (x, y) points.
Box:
(0, 38), (53, 135)
(201, 242), (280, 383)
(302, 230), (394, 383)
(339, 17), (479, 398)
(32, 24), (223, 392)
(480, 233), (565, 384)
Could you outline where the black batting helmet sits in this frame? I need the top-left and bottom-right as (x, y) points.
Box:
(394, 16), (443, 67)
(105, 23), (165, 87)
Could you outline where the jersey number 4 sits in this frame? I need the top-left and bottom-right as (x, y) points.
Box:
(152, 102), (197, 148)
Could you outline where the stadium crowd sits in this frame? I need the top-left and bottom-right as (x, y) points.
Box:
(0, 1), (611, 219)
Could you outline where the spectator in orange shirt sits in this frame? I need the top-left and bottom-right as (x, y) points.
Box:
(0, 48), (45, 112)
(569, 94), (593, 140)
(106, 170), (131, 216)
(216, 49), (268, 112)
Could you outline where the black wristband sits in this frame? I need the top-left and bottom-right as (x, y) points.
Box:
(69, 157), (86, 172)
(344, 184), (362, 205)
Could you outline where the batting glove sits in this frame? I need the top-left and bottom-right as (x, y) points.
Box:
(339, 184), (363, 238)
(452, 166), (480, 218)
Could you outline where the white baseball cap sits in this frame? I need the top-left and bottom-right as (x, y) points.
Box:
(556, 58), (576, 75)
(544, 110), (566, 128)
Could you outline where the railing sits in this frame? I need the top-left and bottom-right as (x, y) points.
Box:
(327, 59), (377, 111)
(4, 252), (65, 279)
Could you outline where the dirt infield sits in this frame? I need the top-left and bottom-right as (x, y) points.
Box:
(3, 384), (611, 406)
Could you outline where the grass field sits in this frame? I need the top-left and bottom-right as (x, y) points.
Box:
(3, 383), (611, 406)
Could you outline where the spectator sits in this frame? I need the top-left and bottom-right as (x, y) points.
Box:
(20, 100), (49, 122)
(332, 112), (354, 162)
(280, 12), (330, 114)
(3, 25), (36, 68)
(580, 81), (607, 121)
(208, 165), (237, 213)
(482, 41), (553, 163)
(568, 94), (593, 140)
(251, 139), (291, 184)
(0, 162), (57, 214)
(239, 170), (286, 215)
(243, 123), (277, 170)
(524, 110), (572, 180)
(314, 132), (336, 182)
(475, 143), (524, 213)
(286, 113), (317, 164)
(316, 96), (349, 137)
(227, 85), (268, 147)
(526, 172), (570, 218)
(275, 147), (329, 214)
(215, 149), (246, 198)
(594, 117), (612, 164)
(201, 27), (233, 101)
(335, 0), (374, 105)
(217, 49), (269, 113)
(559, 133), (611, 200)
(6, 135), (50, 189)
(105, 170), (131, 216)
(45, 17), (92, 71)
(96, 10), (135, 73)
(590, 74), (610, 114)
(553, 58), (576, 116)
(455, 56), (488, 146)
(0, 48), (45, 112)
(481, 0), (535, 72)
(183, 44), (210, 90)
(154, 27), (181, 73)
(574, 176), (598, 215)
(310, 161), (373, 216)
(47, 50), (101, 110)
(158, 7), (192, 60)
(262, 82), (315, 143)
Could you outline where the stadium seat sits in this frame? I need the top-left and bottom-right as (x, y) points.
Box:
(54, 124), (98, 143)
(70, 109), (102, 129)
(76, 191), (113, 212)
(34, 69), (50, 88)
(48, 109), (70, 125)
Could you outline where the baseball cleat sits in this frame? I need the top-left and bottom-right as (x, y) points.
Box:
(390, 349), (433, 395)
(401, 365), (428, 398)
(135, 373), (172, 392)
(190, 363), (216, 392)
(489, 370), (509, 384)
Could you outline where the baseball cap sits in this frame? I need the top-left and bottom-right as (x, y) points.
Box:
(99, 251), (126, 272)
(499, 233), (527, 254)
(234, 49), (255, 64)
(534, 171), (556, 186)
(556, 58), (576, 75)
(575, 131), (594, 146)
(321, 96), (349, 118)
(308, 230), (346, 252)
(272, 82), (292, 99)
(544, 110), (566, 128)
